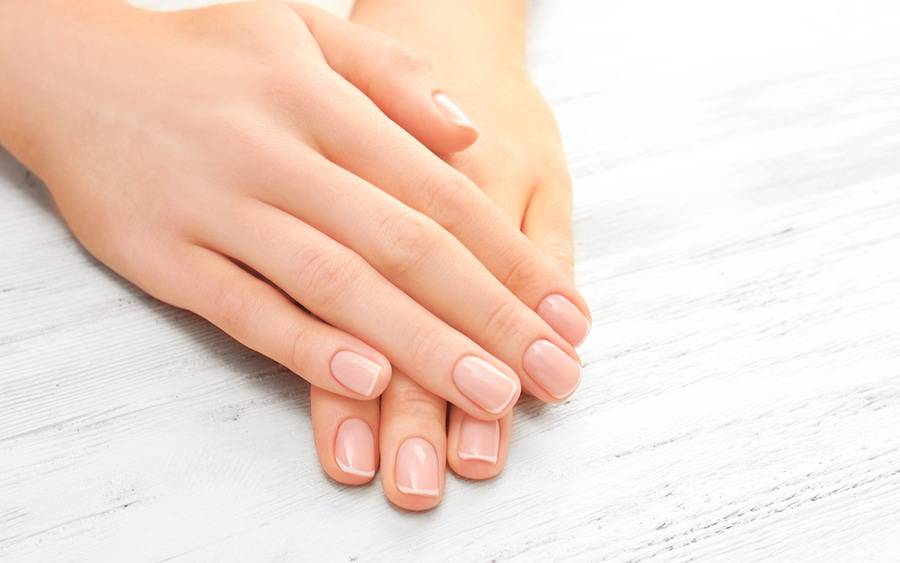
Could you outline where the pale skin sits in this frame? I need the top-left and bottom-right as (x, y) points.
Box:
(0, 1), (586, 511)
(311, 0), (581, 510)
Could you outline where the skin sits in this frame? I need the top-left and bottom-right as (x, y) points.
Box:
(0, 2), (591, 424)
(311, 0), (581, 511)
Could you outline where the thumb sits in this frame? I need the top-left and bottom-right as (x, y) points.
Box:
(291, 4), (478, 155)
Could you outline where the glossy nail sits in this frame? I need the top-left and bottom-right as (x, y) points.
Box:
(396, 437), (440, 497)
(523, 339), (582, 399)
(537, 294), (591, 346)
(334, 418), (376, 479)
(331, 350), (383, 397)
(458, 416), (500, 464)
(433, 92), (474, 128)
(452, 356), (519, 414)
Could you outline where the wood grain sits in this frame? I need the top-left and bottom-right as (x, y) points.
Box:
(2, 0), (900, 561)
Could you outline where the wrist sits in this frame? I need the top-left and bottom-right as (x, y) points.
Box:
(350, 0), (528, 82)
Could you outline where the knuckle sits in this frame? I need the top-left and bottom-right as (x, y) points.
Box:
(407, 323), (449, 377)
(208, 283), (259, 339)
(377, 210), (441, 278)
(541, 238), (575, 272)
(259, 65), (302, 102)
(389, 381), (444, 418)
(419, 169), (479, 231)
(481, 298), (528, 343)
(500, 241), (547, 291)
(286, 320), (314, 376)
(294, 247), (359, 309)
(213, 117), (277, 169)
(385, 42), (432, 77)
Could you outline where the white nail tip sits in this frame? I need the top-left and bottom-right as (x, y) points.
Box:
(433, 92), (474, 128)
(336, 460), (375, 479)
(458, 451), (499, 464)
(397, 484), (440, 497)
(489, 379), (520, 414)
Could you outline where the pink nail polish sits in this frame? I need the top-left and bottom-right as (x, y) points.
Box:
(452, 356), (519, 414)
(395, 437), (440, 497)
(331, 350), (383, 397)
(433, 92), (474, 128)
(335, 418), (376, 479)
(458, 416), (500, 464)
(537, 294), (591, 347)
(523, 339), (582, 400)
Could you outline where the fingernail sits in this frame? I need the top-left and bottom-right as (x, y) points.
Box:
(335, 418), (376, 479)
(331, 350), (383, 397)
(537, 294), (591, 347)
(433, 92), (474, 128)
(458, 416), (500, 464)
(452, 356), (519, 414)
(523, 339), (582, 400)
(396, 437), (440, 497)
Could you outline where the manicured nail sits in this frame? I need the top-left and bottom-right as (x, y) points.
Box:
(334, 418), (376, 479)
(433, 92), (474, 128)
(396, 437), (440, 497)
(523, 339), (582, 399)
(452, 356), (519, 414)
(537, 294), (591, 347)
(331, 350), (383, 397)
(458, 416), (500, 464)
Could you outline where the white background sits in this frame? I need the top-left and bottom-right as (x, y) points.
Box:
(2, 0), (900, 561)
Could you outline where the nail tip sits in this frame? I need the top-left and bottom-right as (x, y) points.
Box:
(361, 367), (381, 397)
(574, 320), (592, 347)
(453, 356), (520, 414)
(549, 375), (582, 401)
(539, 294), (593, 348)
(396, 485), (440, 497)
(331, 351), (384, 397)
(433, 91), (475, 129)
(336, 461), (376, 479)
(524, 339), (582, 401)
(458, 451), (499, 464)
(484, 381), (520, 414)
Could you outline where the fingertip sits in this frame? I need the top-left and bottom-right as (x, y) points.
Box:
(382, 436), (445, 512)
(379, 373), (447, 511)
(310, 389), (380, 487)
(430, 91), (479, 153)
(447, 408), (510, 481)
(330, 348), (392, 399)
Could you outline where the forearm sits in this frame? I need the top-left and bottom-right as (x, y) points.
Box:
(350, 0), (528, 79)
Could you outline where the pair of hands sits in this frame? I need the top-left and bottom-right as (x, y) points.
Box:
(313, 1), (584, 510)
(0, 1), (587, 511)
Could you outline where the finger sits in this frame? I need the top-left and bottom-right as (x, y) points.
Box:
(157, 244), (391, 399)
(446, 404), (511, 481)
(379, 371), (446, 511)
(310, 386), (380, 485)
(290, 4), (477, 154)
(523, 177), (590, 345)
(305, 82), (592, 348)
(523, 176), (576, 278)
(201, 198), (520, 420)
(256, 151), (581, 403)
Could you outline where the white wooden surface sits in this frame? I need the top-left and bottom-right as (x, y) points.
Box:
(2, 1), (900, 561)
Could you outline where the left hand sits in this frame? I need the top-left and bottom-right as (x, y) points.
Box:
(308, 20), (584, 510)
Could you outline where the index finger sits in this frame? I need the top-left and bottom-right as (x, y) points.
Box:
(308, 89), (591, 347)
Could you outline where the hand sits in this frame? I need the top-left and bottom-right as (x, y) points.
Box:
(0, 2), (589, 419)
(309, 2), (584, 510)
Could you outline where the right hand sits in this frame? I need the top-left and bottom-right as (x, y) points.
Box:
(0, 1), (590, 419)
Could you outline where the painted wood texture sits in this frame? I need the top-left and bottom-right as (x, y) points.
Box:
(2, 0), (899, 561)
